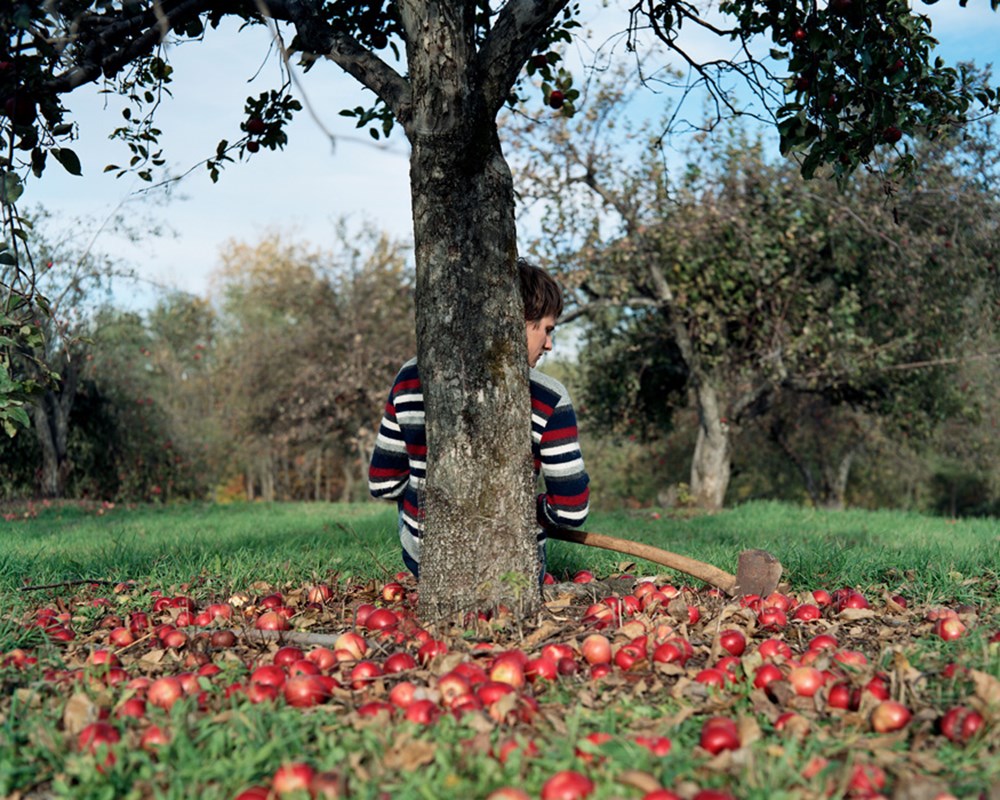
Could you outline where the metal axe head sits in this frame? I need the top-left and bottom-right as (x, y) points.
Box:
(734, 549), (783, 597)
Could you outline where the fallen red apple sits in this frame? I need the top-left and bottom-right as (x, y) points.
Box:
(934, 617), (967, 641)
(939, 705), (984, 744)
(404, 698), (440, 725)
(871, 700), (911, 733)
(349, 660), (383, 690)
(77, 721), (120, 771)
(272, 762), (316, 796)
(699, 716), (740, 755)
(255, 611), (289, 632)
(251, 664), (287, 688)
(147, 676), (184, 710)
(414, 637), (445, 664)
(787, 666), (824, 697)
(541, 769), (594, 800)
(366, 608), (400, 632)
(284, 674), (332, 707)
(634, 734), (672, 756)
(490, 653), (527, 687)
(115, 697), (147, 719)
(717, 629), (746, 657)
(382, 581), (405, 602)
(334, 631), (368, 660)
(486, 789), (531, 800)
(581, 634), (612, 665)
(140, 724), (170, 752)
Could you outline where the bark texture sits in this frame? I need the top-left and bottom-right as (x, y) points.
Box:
(689, 380), (731, 512)
(401, 0), (541, 620)
(32, 360), (77, 498)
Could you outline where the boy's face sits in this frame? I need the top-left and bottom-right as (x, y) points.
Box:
(526, 315), (557, 368)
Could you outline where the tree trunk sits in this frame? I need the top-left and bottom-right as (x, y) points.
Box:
(819, 448), (857, 510)
(689, 380), (731, 511)
(403, 11), (538, 621)
(32, 359), (77, 498)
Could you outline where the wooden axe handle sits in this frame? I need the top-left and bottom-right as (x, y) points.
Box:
(546, 527), (738, 595)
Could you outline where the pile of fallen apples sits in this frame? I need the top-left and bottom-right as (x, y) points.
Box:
(4, 569), (998, 800)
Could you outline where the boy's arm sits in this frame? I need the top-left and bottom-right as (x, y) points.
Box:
(536, 400), (590, 529)
(368, 393), (409, 500)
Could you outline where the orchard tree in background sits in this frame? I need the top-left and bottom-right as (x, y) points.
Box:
(210, 226), (414, 503)
(5, 209), (139, 497)
(1, 0), (997, 616)
(514, 86), (999, 510)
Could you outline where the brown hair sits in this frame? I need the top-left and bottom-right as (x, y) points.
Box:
(518, 258), (563, 322)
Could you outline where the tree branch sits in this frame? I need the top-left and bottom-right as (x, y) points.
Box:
(264, 0), (412, 123)
(478, 0), (569, 115)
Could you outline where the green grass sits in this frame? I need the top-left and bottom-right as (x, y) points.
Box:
(4, 500), (997, 601)
(1, 500), (998, 800)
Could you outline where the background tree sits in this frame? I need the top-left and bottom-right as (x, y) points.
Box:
(2, 0), (996, 615)
(514, 86), (999, 510)
(211, 225), (414, 502)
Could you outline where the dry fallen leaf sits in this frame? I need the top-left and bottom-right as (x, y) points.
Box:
(970, 669), (1000, 706)
(616, 769), (662, 794)
(62, 691), (99, 734)
(383, 733), (436, 770)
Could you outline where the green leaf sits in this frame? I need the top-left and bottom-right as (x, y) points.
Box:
(1, 171), (24, 204)
(53, 148), (83, 176)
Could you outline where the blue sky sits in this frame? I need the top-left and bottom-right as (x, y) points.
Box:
(28, 2), (998, 306)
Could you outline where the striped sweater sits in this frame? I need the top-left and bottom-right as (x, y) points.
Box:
(368, 357), (590, 563)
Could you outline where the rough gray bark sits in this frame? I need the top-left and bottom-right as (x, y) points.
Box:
(400, 0), (542, 620)
(689, 379), (731, 512)
(32, 359), (77, 498)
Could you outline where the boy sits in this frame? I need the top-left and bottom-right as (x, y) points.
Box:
(368, 259), (590, 578)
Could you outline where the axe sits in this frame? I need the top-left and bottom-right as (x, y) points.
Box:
(546, 526), (782, 597)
